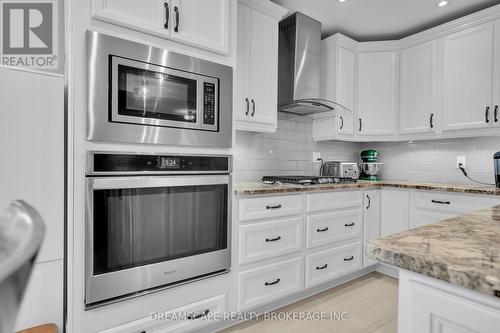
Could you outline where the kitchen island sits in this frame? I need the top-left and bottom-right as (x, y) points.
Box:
(367, 205), (500, 333)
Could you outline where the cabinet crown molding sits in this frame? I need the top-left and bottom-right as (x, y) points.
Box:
(238, 0), (288, 19)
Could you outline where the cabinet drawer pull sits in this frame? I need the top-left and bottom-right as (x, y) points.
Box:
(431, 200), (450, 205)
(174, 6), (179, 32)
(316, 227), (329, 232)
(187, 309), (210, 320)
(430, 113), (434, 129)
(266, 204), (282, 210)
(265, 278), (280, 286)
(251, 99), (256, 116)
(339, 116), (344, 130)
(344, 222), (355, 227)
(344, 256), (354, 262)
(245, 98), (249, 115)
(495, 105), (498, 123)
(265, 236), (281, 242)
(316, 264), (328, 270)
(358, 118), (362, 132)
(366, 194), (371, 209)
(485, 106), (490, 123)
(163, 2), (169, 29)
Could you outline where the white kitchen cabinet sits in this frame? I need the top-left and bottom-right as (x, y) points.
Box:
(399, 41), (437, 134)
(91, 0), (230, 54)
(314, 35), (357, 140)
(381, 189), (410, 236)
(494, 20), (500, 127)
(305, 209), (362, 248)
(398, 270), (500, 333)
(440, 22), (495, 131)
(357, 51), (398, 136)
(235, 0), (287, 133)
(305, 243), (362, 287)
(363, 190), (381, 267)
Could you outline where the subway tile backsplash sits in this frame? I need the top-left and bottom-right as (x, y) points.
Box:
(360, 137), (500, 185)
(234, 113), (359, 183)
(235, 112), (500, 185)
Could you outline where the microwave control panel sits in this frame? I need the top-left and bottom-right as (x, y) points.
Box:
(203, 82), (216, 125)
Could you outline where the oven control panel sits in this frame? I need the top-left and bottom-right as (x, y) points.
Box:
(203, 82), (216, 125)
(90, 153), (230, 174)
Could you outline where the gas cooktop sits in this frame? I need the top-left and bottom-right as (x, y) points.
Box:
(262, 175), (358, 185)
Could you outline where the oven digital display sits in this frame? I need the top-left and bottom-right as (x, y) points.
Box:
(159, 157), (181, 169)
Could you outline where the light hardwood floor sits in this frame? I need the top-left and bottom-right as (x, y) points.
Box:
(220, 272), (398, 333)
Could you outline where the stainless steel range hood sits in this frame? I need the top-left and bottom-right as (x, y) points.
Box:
(278, 12), (350, 116)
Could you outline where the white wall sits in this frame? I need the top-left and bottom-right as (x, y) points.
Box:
(361, 137), (500, 185)
(234, 113), (359, 183)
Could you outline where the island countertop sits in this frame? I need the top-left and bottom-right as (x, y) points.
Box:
(366, 205), (500, 298)
(235, 180), (500, 196)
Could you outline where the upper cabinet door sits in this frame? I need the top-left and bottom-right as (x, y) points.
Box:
(399, 41), (437, 134)
(440, 22), (494, 131)
(357, 51), (398, 136)
(336, 46), (356, 136)
(170, 0), (230, 54)
(91, 0), (230, 54)
(494, 20), (500, 127)
(91, 0), (169, 37)
(235, 3), (251, 122)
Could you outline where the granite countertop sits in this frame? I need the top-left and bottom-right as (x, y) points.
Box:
(235, 180), (500, 196)
(367, 205), (500, 298)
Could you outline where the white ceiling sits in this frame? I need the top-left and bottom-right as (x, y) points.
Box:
(272, 0), (500, 41)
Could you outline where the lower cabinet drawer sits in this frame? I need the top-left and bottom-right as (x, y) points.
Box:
(99, 294), (226, 333)
(305, 243), (362, 288)
(306, 209), (362, 248)
(237, 257), (303, 311)
(238, 217), (302, 264)
(414, 191), (500, 214)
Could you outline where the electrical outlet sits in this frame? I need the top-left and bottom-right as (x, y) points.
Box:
(456, 156), (466, 168)
(312, 152), (321, 162)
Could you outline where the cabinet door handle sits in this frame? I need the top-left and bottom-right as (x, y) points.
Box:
(344, 256), (354, 262)
(344, 222), (355, 227)
(245, 98), (249, 116)
(266, 204), (281, 210)
(187, 309), (209, 320)
(431, 200), (450, 205)
(358, 118), (362, 132)
(430, 113), (434, 129)
(316, 264), (328, 270)
(265, 278), (280, 286)
(366, 194), (371, 209)
(163, 2), (169, 29)
(251, 99), (256, 116)
(339, 116), (344, 130)
(265, 236), (281, 242)
(485, 106), (490, 123)
(316, 227), (329, 232)
(495, 105), (498, 123)
(174, 6), (179, 32)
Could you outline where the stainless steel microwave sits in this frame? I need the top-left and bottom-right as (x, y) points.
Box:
(86, 31), (232, 148)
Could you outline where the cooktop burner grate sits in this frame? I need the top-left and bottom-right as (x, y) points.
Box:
(262, 175), (358, 185)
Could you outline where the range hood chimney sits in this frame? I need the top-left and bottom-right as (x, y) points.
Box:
(278, 12), (350, 116)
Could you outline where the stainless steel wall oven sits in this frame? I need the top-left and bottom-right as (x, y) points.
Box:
(87, 31), (232, 148)
(85, 152), (231, 306)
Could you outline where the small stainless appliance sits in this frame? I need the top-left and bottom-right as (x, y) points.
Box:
(262, 175), (357, 185)
(495, 151), (500, 188)
(320, 161), (359, 179)
(87, 31), (232, 148)
(85, 152), (231, 306)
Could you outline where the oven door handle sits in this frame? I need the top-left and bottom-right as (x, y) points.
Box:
(88, 175), (230, 190)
